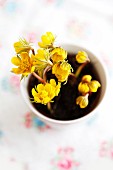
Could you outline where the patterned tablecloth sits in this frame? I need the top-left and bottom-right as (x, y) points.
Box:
(0, 0), (113, 169)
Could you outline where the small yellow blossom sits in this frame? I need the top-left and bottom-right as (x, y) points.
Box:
(32, 79), (61, 105)
(33, 49), (53, 77)
(14, 38), (32, 54)
(76, 51), (90, 63)
(78, 82), (89, 94)
(52, 61), (72, 82)
(38, 32), (55, 48)
(78, 75), (101, 94)
(82, 75), (92, 83)
(51, 47), (67, 63)
(76, 94), (89, 108)
(34, 49), (52, 69)
(89, 80), (101, 92)
(11, 52), (35, 76)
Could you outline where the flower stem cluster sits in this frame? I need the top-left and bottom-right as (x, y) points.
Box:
(11, 31), (101, 109)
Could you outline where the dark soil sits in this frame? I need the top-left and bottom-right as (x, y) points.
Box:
(28, 53), (101, 121)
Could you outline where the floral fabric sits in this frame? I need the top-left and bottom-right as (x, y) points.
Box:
(0, 0), (113, 169)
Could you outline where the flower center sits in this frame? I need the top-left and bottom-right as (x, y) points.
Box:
(20, 58), (31, 71)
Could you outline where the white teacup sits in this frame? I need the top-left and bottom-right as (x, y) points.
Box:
(20, 44), (109, 129)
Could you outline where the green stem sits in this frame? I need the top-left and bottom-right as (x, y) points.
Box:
(75, 61), (89, 78)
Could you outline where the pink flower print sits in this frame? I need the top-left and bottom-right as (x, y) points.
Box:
(1, 75), (20, 93)
(99, 141), (108, 157)
(58, 147), (74, 155)
(10, 75), (20, 89)
(57, 158), (73, 170)
(110, 147), (113, 158)
(99, 140), (113, 159)
(51, 147), (80, 170)
(0, 0), (6, 7)
(24, 112), (51, 130)
(24, 112), (32, 128)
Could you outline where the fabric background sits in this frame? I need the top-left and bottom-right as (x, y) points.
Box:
(0, 0), (113, 169)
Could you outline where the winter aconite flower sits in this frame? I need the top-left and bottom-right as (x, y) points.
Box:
(82, 75), (92, 83)
(78, 82), (89, 94)
(76, 51), (90, 63)
(38, 32), (55, 48)
(52, 61), (72, 82)
(51, 47), (67, 63)
(76, 94), (89, 108)
(89, 80), (101, 92)
(33, 49), (52, 76)
(11, 52), (35, 77)
(32, 79), (61, 105)
(14, 38), (32, 54)
(78, 75), (101, 94)
(77, 75), (101, 108)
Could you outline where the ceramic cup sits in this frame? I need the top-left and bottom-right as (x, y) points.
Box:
(20, 44), (108, 129)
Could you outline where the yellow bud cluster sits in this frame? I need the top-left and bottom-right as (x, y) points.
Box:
(76, 75), (101, 108)
(78, 75), (101, 94)
(38, 32), (55, 48)
(76, 51), (90, 63)
(76, 94), (89, 108)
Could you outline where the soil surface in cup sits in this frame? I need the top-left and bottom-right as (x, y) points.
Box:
(28, 53), (101, 121)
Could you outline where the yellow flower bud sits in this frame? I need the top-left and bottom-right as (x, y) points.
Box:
(76, 51), (89, 63)
(76, 94), (89, 108)
(38, 32), (55, 48)
(89, 80), (101, 92)
(51, 47), (67, 63)
(34, 49), (51, 67)
(82, 75), (92, 83)
(78, 82), (89, 94)
(52, 61), (72, 82)
(14, 38), (32, 54)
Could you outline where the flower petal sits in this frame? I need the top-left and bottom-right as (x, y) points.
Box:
(37, 84), (44, 92)
(11, 57), (21, 66)
(32, 88), (38, 96)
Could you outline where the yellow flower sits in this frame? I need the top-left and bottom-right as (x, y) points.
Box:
(52, 61), (72, 82)
(51, 47), (67, 63)
(82, 75), (92, 83)
(32, 79), (61, 105)
(89, 80), (101, 92)
(76, 51), (90, 63)
(34, 49), (52, 68)
(38, 32), (55, 48)
(33, 49), (53, 77)
(14, 38), (32, 54)
(78, 82), (89, 94)
(76, 94), (89, 108)
(11, 52), (35, 77)
(78, 75), (101, 94)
